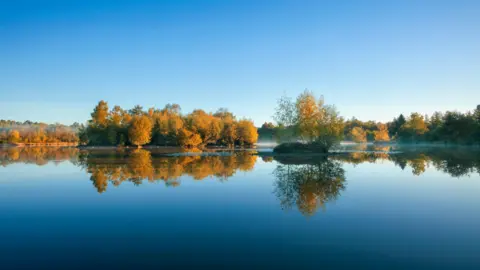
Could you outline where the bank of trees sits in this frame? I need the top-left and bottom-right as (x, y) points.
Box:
(82, 101), (258, 148)
(343, 106), (480, 145)
(0, 120), (79, 144)
(387, 107), (480, 144)
(344, 119), (390, 143)
(270, 90), (480, 151)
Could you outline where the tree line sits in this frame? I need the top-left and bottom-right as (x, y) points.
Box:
(81, 101), (258, 148)
(260, 90), (480, 150)
(0, 120), (80, 145)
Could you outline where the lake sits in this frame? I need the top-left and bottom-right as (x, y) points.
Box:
(1, 146), (479, 269)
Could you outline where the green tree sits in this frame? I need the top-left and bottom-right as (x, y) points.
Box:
(314, 105), (344, 152)
(273, 95), (297, 142)
(129, 105), (144, 116)
(0, 131), (7, 143)
(439, 111), (477, 144)
(107, 125), (118, 145)
(398, 113), (428, 142)
(389, 114), (406, 138)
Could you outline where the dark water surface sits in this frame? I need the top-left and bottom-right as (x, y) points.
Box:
(1, 146), (479, 269)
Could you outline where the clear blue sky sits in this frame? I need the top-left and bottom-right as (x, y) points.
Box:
(1, 0), (479, 126)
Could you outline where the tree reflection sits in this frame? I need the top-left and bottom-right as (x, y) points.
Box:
(1, 146), (480, 193)
(80, 150), (257, 193)
(273, 157), (346, 216)
(331, 149), (480, 178)
(0, 147), (78, 167)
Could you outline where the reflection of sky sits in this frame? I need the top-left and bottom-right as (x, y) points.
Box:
(0, 159), (479, 268)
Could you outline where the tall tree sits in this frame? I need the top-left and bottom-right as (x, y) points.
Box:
(109, 105), (124, 126)
(129, 105), (144, 116)
(128, 115), (153, 147)
(90, 100), (109, 127)
(295, 90), (321, 142)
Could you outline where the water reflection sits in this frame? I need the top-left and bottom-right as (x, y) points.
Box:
(1, 146), (480, 218)
(77, 149), (257, 193)
(2, 147), (480, 178)
(0, 146), (79, 166)
(332, 149), (480, 177)
(273, 158), (346, 216)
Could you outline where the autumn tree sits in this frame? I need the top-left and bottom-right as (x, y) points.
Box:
(349, 126), (367, 143)
(152, 105), (184, 145)
(295, 90), (321, 142)
(236, 119), (258, 146)
(82, 102), (259, 147)
(398, 113), (428, 142)
(8, 130), (21, 143)
(90, 100), (109, 127)
(128, 115), (153, 147)
(374, 123), (390, 142)
(178, 128), (202, 148)
(215, 108), (237, 147)
(185, 110), (221, 145)
(273, 90), (344, 153)
(109, 105), (124, 126)
(220, 122), (237, 147)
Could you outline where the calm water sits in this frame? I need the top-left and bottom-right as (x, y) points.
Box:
(1, 146), (480, 269)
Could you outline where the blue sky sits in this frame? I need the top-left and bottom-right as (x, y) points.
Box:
(1, 0), (479, 125)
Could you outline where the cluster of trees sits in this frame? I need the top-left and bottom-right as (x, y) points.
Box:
(272, 90), (345, 153)
(343, 105), (480, 144)
(387, 107), (480, 144)
(82, 101), (258, 148)
(268, 89), (479, 146)
(344, 119), (390, 143)
(0, 120), (79, 144)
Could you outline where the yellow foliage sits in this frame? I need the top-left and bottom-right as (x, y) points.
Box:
(128, 115), (153, 147)
(8, 130), (20, 143)
(374, 124), (390, 142)
(350, 126), (367, 143)
(236, 119), (258, 145)
(178, 128), (202, 148)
